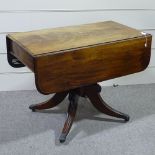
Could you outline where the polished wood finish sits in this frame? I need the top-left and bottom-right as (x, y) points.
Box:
(6, 37), (34, 71)
(6, 21), (152, 143)
(6, 21), (144, 56)
(29, 83), (129, 143)
(35, 37), (151, 94)
(85, 84), (129, 121)
(29, 91), (68, 111)
(6, 21), (152, 94)
(6, 36), (25, 68)
(59, 91), (79, 143)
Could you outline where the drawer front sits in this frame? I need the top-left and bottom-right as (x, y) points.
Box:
(6, 36), (34, 72)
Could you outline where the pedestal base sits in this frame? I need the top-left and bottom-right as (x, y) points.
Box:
(29, 83), (129, 143)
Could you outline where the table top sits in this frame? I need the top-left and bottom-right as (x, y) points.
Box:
(7, 21), (143, 56)
(7, 21), (152, 94)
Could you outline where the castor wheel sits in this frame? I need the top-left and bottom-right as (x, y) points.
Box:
(29, 105), (36, 112)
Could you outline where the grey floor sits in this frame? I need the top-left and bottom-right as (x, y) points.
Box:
(0, 84), (155, 155)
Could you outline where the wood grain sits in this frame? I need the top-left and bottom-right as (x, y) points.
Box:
(35, 35), (152, 94)
(6, 21), (152, 94)
(6, 36), (34, 71)
(7, 21), (143, 55)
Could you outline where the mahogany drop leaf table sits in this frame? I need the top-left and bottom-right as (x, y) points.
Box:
(6, 21), (152, 143)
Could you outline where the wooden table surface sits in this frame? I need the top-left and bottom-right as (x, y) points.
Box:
(6, 21), (152, 143)
(7, 21), (152, 94)
(8, 21), (143, 56)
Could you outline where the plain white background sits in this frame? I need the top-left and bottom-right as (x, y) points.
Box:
(0, 0), (155, 91)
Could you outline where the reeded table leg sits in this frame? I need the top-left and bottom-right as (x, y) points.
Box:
(59, 91), (79, 143)
(29, 91), (68, 111)
(29, 83), (130, 143)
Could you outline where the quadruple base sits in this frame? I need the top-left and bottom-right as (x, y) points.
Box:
(29, 83), (129, 143)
